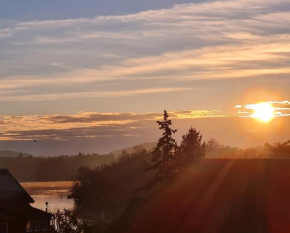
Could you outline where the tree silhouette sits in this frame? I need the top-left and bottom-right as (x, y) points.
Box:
(146, 110), (178, 189)
(265, 140), (290, 158)
(52, 209), (83, 233)
(178, 127), (205, 167)
(205, 138), (224, 152)
(68, 150), (153, 221)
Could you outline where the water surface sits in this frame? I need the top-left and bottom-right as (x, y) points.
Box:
(21, 181), (75, 212)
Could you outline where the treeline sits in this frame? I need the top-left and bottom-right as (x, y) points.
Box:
(206, 139), (290, 159)
(0, 153), (115, 182)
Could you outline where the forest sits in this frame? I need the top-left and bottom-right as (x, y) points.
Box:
(0, 153), (115, 182)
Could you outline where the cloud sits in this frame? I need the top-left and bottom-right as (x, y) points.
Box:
(0, 87), (192, 101)
(0, 110), (224, 140)
(1, 0), (290, 103)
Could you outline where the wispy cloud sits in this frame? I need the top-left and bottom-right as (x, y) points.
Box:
(0, 87), (192, 102)
(1, 0), (290, 103)
(0, 110), (224, 140)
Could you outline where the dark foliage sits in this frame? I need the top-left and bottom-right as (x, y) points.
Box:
(177, 127), (205, 167)
(68, 150), (153, 222)
(145, 110), (178, 190)
(265, 140), (290, 158)
(106, 196), (147, 233)
(52, 209), (83, 233)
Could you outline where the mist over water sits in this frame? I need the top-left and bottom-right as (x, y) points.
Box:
(21, 181), (75, 211)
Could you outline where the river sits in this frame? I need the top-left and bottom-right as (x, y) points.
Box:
(21, 181), (75, 212)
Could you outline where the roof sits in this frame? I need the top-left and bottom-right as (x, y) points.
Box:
(0, 169), (34, 204)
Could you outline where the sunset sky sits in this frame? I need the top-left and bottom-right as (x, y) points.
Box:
(1, 0), (290, 156)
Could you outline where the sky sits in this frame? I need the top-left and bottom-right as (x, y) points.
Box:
(1, 0), (290, 156)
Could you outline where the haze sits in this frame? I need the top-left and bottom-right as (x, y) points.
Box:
(1, 0), (290, 156)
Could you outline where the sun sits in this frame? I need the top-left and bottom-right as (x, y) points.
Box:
(252, 103), (275, 123)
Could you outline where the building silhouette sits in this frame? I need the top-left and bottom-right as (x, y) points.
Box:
(0, 169), (52, 233)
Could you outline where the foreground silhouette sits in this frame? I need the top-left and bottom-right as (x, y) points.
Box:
(115, 159), (290, 233)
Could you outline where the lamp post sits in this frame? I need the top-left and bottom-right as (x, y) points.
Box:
(45, 202), (49, 212)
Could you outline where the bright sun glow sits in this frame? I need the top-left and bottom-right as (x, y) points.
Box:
(252, 103), (275, 122)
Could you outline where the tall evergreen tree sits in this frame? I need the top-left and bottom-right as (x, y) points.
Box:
(178, 127), (205, 167)
(146, 110), (178, 189)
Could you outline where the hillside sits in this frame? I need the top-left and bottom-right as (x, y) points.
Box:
(0, 150), (32, 158)
(110, 142), (156, 157)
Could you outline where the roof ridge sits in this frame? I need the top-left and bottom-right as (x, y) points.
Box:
(0, 169), (34, 204)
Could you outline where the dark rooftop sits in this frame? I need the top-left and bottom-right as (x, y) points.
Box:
(0, 169), (34, 204)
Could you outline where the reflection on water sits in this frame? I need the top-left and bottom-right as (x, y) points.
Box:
(21, 181), (75, 212)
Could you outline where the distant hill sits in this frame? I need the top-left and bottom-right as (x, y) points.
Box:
(0, 150), (32, 158)
(110, 142), (156, 157)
